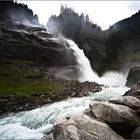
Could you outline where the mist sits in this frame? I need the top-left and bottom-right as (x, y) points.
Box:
(49, 34), (128, 87)
(4, 1), (40, 27)
(66, 38), (129, 87)
(98, 71), (128, 87)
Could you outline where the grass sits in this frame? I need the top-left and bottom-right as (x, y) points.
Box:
(0, 59), (60, 96)
(0, 81), (59, 96)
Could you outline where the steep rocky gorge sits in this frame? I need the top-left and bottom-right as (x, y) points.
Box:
(0, 1), (140, 140)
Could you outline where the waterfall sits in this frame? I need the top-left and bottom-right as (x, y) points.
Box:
(66, 39), (99, 82)
(66, 39), (127, 87)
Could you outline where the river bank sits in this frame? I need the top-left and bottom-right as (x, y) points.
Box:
(0, 87), (130, 140)
(0, 80), (102, 116)
(0, 59), (102, 116)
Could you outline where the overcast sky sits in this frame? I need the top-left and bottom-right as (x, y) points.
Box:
(18, 1), (140, 30)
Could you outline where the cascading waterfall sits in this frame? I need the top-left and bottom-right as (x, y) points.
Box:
(66, 39), (99, 82)
(66, 39), (127, 87)
(0, 38), (129, 139)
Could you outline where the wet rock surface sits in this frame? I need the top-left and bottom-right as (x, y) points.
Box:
(52, 114), (124, 140)
(126, 67), (140, 88)
(0, 20), (77, 67)
(109, 96), (140, 110)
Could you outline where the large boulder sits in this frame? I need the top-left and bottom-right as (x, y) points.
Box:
(52, 114), (124, 140)
(109, 96), (140, 110)
(126, 67), (140, 88)
(90, 102), (140, 138)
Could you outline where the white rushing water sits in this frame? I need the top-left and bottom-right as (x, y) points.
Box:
(66, 39), (99, 82)
(0, 87), (129, 139)
(66, 39), (127, 87)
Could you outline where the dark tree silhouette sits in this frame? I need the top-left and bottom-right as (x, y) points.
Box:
(47, 5), (106, 75)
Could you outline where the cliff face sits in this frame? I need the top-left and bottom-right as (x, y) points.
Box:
(0, 21), (76, 67)
(0, 1), (77, 69)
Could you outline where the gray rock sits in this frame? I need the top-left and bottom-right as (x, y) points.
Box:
(0, 22), (77, 68)
(126, 67), (140, 88)
(90, 102), (140, 131)
(52, 114), (124, 140)
(109, 96), (140, 109)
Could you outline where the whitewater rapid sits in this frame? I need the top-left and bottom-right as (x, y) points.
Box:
(0, 87), (129, 139)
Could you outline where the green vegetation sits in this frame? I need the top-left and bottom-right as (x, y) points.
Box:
(0, 59), (59, 96)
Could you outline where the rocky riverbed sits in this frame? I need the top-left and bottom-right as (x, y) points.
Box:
(0, 78), (102, 116)
(46, 94), (140, 140)
(43, 66), (140, 140)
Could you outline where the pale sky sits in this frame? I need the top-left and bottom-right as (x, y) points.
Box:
(17, 1), (140, 30)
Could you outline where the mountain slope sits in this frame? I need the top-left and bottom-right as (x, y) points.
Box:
(104, 10), (140, 71)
